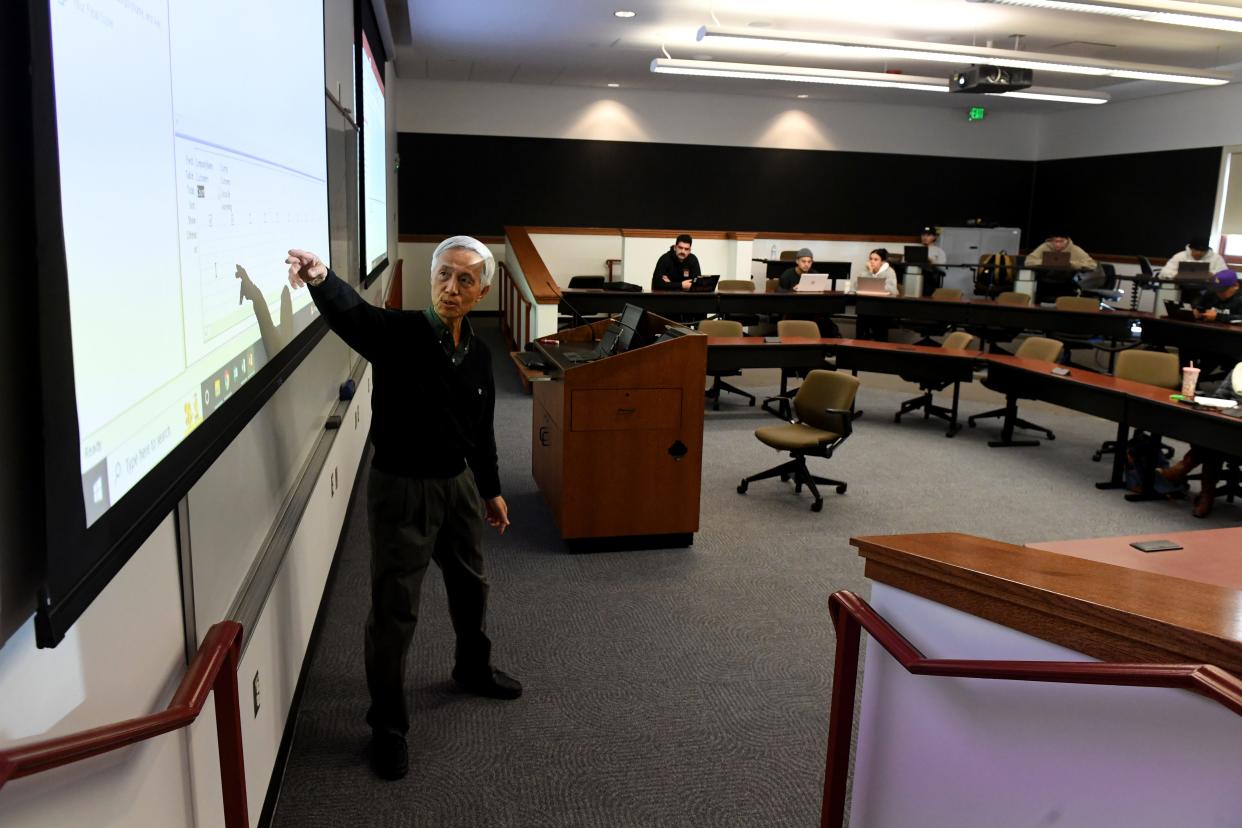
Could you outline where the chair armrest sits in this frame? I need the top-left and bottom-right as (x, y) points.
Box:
(823, 407), (854, 439)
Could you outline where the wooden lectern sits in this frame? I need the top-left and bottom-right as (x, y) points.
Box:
(531, 313), (706, 547)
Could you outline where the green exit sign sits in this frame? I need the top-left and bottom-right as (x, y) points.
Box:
(968, 106), (987, 121)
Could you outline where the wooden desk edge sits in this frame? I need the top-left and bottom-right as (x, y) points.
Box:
(851, 532), (1242, 675)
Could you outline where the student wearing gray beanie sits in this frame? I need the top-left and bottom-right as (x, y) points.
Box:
(778, 248), (816, 291)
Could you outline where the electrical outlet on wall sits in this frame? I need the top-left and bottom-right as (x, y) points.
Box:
(252, 671), (261, 717)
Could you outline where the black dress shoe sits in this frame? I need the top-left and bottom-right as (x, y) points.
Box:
(370, 731), (408, 780)
(452, 666), (523, 700)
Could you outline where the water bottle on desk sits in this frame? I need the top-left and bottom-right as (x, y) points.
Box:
(770, 244), (778, 261)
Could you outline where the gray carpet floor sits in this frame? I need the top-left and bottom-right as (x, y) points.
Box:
(270, 320), (1235, 827)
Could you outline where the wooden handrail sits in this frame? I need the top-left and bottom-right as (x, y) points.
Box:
(821, 590), (1242, 828)
(503, 226), (559, 305)
(384, 258), (403, 310)
(0, 621), (248, 828)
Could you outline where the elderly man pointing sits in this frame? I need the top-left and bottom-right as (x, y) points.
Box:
(286, 237), (520, 782)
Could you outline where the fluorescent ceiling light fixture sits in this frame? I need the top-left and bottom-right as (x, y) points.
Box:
(697, 25), (1231, 85)
(650, 58), (1110, 103)
(607, 82), (620, 87)
(651, 58), (948, 91)
(967, 0), (1242, 33)
(987, 88), (1109, 103)
(613, 9), (636, 18)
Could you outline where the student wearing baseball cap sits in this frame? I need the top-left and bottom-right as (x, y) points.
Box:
(1194, 269), (1242, 322)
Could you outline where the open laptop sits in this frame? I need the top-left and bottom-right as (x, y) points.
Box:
(856, 275), (890, 296)
(793, 274), (830, 292)
(1037, 250), (1072, 269)
(687, 274), (721, 293)
(1163, 300), (1197, 321)
(903, 245), (930, 265)
(1174, 260), (1212, 282)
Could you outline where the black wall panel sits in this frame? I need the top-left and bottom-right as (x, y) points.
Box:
(399, 133), (1034, 239)
(1027, 147), (1220, 257)
(399, 132), (1221, 256)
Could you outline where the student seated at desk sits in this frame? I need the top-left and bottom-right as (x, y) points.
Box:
(847, 248), (899, 296)
(916, 225), (948, 294)
(1024, 234), (1096, 270)
(1158, 362), (1242, 518)
(1194, 269), (1242, 322)
(1163, 235), (1226, 279)
(850, 249), (899, 341)
(651, 233), (701, 291)
(780, 247), (840, 336)
(779, 247), (814, 290)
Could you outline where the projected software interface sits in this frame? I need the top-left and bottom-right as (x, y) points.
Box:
(362, 32), (389, 274)
(51, 0), (329, 525)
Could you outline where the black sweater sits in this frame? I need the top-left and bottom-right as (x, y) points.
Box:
(651, 250), (701, 291)
(307, 271), (501, 497)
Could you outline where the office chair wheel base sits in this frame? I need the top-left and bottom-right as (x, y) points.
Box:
(780, 473), (791, 483)
(967, 420), (977, 428)
(1091, 451), (1102, 462)
(893, 413), (901, 423)
(737, 480), (748, 494)
(811, 499), (823, 513)
(836, 484), (847, 494)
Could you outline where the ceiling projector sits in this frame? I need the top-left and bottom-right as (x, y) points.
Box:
(950, 65), (1034, 94)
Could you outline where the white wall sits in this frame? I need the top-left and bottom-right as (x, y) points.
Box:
(1037, 80), (1242, 160)
(394, 80), (1042, 161)
(528, 233), (623, 285)
(0, 519), (193, 828)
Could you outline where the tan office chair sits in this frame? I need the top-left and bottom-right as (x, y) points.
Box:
(1055, 295), (1100, 313)
(698, 319), (756, 410)
(894, 332), (977, 437)
(968, 336), (1065, 447)
(1093, 349), (1180, 464)
(738, 370), (859, 512)
(765, 278), (781, 293)
(718, 279), (756, 292)
(760, 320), (824, 420)
(931, 288), (962, 301)
(995, 291), (1031, 307)
(779, 250), (798, 262)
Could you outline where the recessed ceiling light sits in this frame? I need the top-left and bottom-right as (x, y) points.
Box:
(614, 9), (636, 18)
(607, 83), (620, 87)
(796, 93), (810, 98)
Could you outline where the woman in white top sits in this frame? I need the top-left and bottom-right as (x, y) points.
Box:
(850, 248), (900, 296)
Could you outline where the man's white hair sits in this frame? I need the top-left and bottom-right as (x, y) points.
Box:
(431, 235), (496, 287)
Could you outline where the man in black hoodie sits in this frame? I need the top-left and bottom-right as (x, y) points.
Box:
(651, 233), (701, 290)
(286, 238), (519, 782)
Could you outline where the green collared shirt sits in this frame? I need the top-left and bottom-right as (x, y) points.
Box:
(423, 306), (472, 367)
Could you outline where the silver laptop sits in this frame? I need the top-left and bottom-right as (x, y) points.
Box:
(793, 274), (830, 292)
(856, 275), (890, 296)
